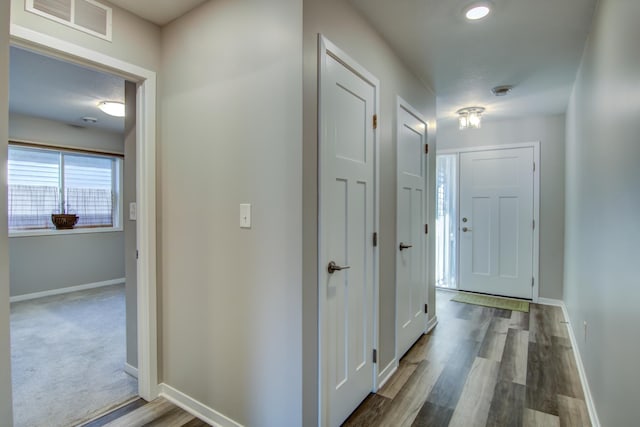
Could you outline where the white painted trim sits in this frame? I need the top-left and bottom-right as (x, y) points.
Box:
(159, 383), (243, 427)
(9, 25), (158, 401)
(9, 278), (124, 303)
(124, 363), (138, 379)
(317, 34), (380, 427)
(377, 359), (398, 389)
(448, 142), (541, 302)
(426, 315), (438, 334)
(544, 301), (601, 427)
(537, 297), (564, 307)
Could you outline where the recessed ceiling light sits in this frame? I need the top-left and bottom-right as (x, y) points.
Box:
(465, 4), (491, 20)
(98, 101), (125, 117)
(82, 116), (98, 123)
(491, 85), (514, 96)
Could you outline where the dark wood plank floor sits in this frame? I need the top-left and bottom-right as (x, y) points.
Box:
(343, 290), (590, 427)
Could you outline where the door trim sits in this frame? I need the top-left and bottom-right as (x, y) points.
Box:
(395, 96), (428, 362)
(9, 24), (159, 399)
(438, 142), (540, 302)
(317, 34), (380, 426)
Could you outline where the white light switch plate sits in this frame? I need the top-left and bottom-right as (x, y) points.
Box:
(129, 202), (137, 221)
(240, 203), (251, 228)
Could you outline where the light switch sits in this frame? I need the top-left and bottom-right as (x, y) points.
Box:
(129, 202), (137, 221)
(240, 203), (251, 228)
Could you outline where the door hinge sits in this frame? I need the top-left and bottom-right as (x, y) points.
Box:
(373, 349), (377, 364)
(136, 250), (139, 260)
(425, 224), (429, 234)
(373, 232), (378, 247)
(533, 162), (536, 172)
(532, 277), (535, 287)
(425, 144), (429, 154)
(373, 114), (378, 130)
(533, 219), (536, 230)
(425, 303), (428, 314)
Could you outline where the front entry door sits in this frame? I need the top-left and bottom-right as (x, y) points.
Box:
(396, 100), (428, 358)
(459, 147), (534, 299)
(319, 37), (378, 427)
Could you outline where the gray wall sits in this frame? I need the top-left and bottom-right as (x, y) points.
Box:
(8, 114), (125, 297)
(438, 115), (566, 300)
(159, 0), (302, 425)
(303, 0), (437, 423)
(0, 0), (14, 423)
(564, 1), (640, 425)
(124, 81), (137, 369)
(9, 113), (125, 153)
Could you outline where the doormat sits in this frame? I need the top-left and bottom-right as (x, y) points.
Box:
(451, 292), (530, 312)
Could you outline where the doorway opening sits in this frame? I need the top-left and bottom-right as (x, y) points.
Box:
(8, 46), (137, 426)
(6, 23), (158, 425)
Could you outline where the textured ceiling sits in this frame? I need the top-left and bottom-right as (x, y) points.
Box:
(349, 0), (598, 124)
(9, 47), (125, 133)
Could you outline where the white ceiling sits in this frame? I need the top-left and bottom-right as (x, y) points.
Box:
(9, 47), (125, 133)
(349, 0), (598, 124)
(9, 0), (598, 132)
(107, 0), (208, 25)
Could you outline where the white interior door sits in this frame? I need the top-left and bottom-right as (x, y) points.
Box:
(459, 147), (534, 299)
(396, 100), (428, 358)
(319, 37), (378, 427)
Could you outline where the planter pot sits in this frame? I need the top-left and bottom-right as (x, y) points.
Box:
(51, 214), (79, 230)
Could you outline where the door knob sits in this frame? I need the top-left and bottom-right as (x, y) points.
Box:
(399, 242), (413, 251)
(328, 261), (351, 274)
(462, 227), (472, 232)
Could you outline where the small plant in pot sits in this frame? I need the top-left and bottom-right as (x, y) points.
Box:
(51, 205), (78, 230)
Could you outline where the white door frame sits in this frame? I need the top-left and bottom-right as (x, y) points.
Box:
(317, 34), (380, 426)
(438, 142), (540, 302)
(9, 25), (159, 400)
(395, 96), (428, 361)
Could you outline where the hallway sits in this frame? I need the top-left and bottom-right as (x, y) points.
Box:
(344, 290), (589, 426)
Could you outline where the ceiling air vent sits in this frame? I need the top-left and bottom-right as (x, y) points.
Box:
(26, 0), (112, 41)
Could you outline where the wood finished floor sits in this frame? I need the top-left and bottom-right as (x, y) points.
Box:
(79, 397), (210, 427)
(343, 290), (591, 427)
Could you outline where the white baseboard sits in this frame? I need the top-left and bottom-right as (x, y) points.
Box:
(537, 297), (563, 307)
(426, 315), (438, 334)
(10, 278), (126, 302)
(538, 299), (601, 427)
(377, 359), (398, 390)
(124, 363), (138, 379)
(159, 383), (243, 427)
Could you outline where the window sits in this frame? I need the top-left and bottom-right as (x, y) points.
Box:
(435, 154), (458, 289)
(8, 145), (122, 232)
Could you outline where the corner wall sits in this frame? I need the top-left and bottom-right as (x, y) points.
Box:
(0, 0), (13, 423)
(303, 0), (437, 423)
(438, 115), (566, 300)
(564, 1), (640, 425)
(159, 0), (302, 425)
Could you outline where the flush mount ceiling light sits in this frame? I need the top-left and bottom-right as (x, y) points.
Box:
(457, 106), (485, 130)
(98, 101), (125, 117)
(82, 116), (97, 123)
(465, 3), (491, 20)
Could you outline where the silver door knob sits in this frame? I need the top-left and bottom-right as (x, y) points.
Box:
(328, 261), (351, 274)
(462, 227), (472, 232)
(399, 242), (413, 251)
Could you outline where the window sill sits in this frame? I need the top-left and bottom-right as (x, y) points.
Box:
(9, 226), (123, 238)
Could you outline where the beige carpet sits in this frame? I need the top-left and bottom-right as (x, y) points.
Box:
(10, 284), (137, 427)
(451, 292), (530, 312)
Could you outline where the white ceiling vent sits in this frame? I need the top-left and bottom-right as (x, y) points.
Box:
(26, 0), (112, 41)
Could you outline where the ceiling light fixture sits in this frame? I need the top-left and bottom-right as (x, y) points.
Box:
(457, 107), (485, 130)
(98, 101), (125, 117)
(465, 3), (491, 20)
(82, 116), (98, 123)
